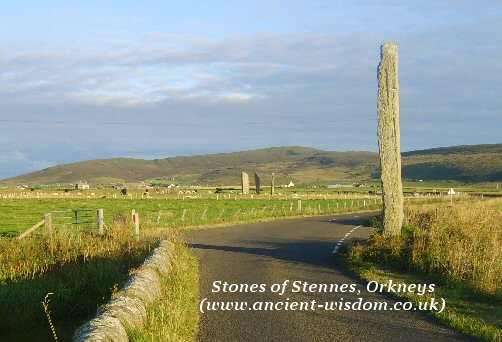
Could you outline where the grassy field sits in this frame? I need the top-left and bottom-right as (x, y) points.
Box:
(0, 190), (382, 341)
(340, 198), (502, 341)
(0, 186), (497, 341)
(0, 193), (381, 237)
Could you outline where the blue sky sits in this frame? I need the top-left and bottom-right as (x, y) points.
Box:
(1, 1), (501, 179)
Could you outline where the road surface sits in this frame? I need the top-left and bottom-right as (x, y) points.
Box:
(188, 212), (470, 342)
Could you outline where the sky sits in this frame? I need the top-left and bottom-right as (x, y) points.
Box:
(1, 1), (501, 179)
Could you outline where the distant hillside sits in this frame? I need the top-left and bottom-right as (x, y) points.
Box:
(401, 144), (502, 182)
(1, 144), (501, 186)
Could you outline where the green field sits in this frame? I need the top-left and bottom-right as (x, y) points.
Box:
(0, 195), (380, 238)
(0, 186), (496, 340)
(0, 189), (384, 340)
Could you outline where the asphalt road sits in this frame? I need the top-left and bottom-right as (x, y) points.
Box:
(188, 212), (470, 342)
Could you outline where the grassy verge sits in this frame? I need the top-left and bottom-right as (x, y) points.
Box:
(129, 233), (199, 342)
(339, 199), (501, 341)
(0, 222), (166, 341)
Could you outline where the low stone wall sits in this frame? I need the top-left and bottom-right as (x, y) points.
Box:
(73, 240), (175, 342)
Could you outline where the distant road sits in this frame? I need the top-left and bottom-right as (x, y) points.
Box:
(188, 213), (470, 342)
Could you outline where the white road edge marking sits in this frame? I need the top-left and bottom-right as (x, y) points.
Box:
(332, 225), (362, 254)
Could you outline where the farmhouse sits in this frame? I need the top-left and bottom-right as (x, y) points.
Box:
(75, 181), (90, 190)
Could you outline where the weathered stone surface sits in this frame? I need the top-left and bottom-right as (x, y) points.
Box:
(254, 173), (261, 194)
(143, 240), (174, 275)
(96, 296), (147, 331)
(377, 43), (404, 236)
(73, 313), (128, 342)
(241, 172), (249, 194)
(122, 267), (162, 305)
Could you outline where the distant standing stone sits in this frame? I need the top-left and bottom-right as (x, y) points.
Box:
(241, 172), (249, 194)
(255, 173), (261, 195)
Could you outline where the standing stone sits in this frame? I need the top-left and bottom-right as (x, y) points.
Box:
(241, 172), (249, 194)
(270, 173), (275, 195)
(254, 173), (261, 195)
(377, 43), (404, 236)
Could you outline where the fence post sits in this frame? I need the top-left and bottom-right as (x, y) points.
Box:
(181, 208), (187, 222)
(201, 208), (208, 220)
(134, 213), (140, 241)
(156, 210), (162, 224)
(297, 199), (302, 211)
(97, 208), (104, 235)
(44, 213), (53, 238)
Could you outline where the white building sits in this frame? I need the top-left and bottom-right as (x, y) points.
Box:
(75, 182), (90, 190)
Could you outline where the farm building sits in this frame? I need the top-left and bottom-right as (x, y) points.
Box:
(75, 182), (90, 190)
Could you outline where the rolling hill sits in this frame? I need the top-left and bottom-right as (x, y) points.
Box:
(1, 144), (501, 186)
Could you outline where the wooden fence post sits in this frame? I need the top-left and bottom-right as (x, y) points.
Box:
(181, 208), (187, 222)
(45, 213), (53, 238)
(297, 199), (302, 211)
(134, 213), (140, 241)
(97, 208), (104, 235)
(156, 210), (162, 224)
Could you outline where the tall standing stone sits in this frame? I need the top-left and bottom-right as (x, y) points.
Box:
(270, 173), (275, 195)
(241, 172), (249, 194)
(377, 43), (404, 236)
(254, 172), (261, 195)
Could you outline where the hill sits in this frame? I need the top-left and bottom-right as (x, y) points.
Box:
(1, 144), (501, 186)
(401, 144), (502, 182)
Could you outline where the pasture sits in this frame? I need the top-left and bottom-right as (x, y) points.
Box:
(0, 187), (384, 340)
(0, 185), (496, 340)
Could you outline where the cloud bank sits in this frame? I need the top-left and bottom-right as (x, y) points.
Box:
(0, 1), (501, 179)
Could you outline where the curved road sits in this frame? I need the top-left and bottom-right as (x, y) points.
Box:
(188, 212), (470, 342)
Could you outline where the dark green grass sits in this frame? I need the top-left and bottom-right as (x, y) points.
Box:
(0, 243), (152, 341)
